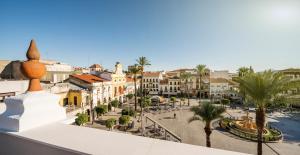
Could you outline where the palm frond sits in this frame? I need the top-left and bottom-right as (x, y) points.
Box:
(188, 116), (201, 123)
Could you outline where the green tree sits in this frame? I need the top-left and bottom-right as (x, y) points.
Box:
(180, 72), (192, 106)
(95, 105), (108, 118)
(141, 96), (151, 110)
(236, 70), (299, 155)
(128, 64), (141, 111)
(196, 64), (207, 102)
(136, 56), (151, 134)
(221, 98), (230, 108)
(119, 115), (131, 131)
(122, 108), (136, 117)
(170, 97), (176, 108)
(189, 103), (225, 147)
(105, 118), (116, 131)
(237, 66), (255, 105)
(111, 100), (119, 112)
(126, 93), (134, 104)
(75, 113), (89, 126)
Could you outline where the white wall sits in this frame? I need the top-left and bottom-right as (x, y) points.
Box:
(0, 80), (29, 95)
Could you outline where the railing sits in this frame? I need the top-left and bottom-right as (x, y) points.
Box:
(145, 116), (182, 143)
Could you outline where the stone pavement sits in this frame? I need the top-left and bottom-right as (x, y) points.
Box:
(144, 101), (300, 155)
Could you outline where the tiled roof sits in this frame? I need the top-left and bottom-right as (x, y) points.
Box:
(210, 78), (228, 83)
(144, 72), (161, 77)
(70, 74), (108, 84)
(126, 77), (135, 82)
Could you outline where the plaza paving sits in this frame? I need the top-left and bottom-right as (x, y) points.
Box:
(144, 99), (300, 155)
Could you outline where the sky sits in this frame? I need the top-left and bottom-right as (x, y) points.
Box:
(0, 0), (300, 72)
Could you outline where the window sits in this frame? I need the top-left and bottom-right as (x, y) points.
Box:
(153, 84), (155, 88)
(156, 84), (158, 88)
(144, 79), (146, 82)
(147, 79), (149, 82)
(156, 79), (158, 82)
(170, 82), (172, 85)
(150, 79), (152, 82)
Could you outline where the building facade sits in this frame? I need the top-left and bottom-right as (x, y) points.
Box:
(143, 72), (163, 95)
(41, 60), (73, 83)
(69, 74), (112, 107)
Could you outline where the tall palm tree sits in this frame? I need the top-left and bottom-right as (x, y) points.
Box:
(237, 71), (299, 155)
(180, 72), (192, 106)
(237, 66), (253, 77)
(136, 56), (151, 135)
(196, 64), (207, 101)
(189, 103), (225, 147)
(128, 64), (141, 111)
(237, 66), (254, 104)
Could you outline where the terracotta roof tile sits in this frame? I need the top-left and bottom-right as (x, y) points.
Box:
(144, 72), (161, 77)
(126, 77), (135, 82)
(210, 78), (228, 83)
(70, 74), (108, 84)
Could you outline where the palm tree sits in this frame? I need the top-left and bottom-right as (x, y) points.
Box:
(128, 64), (141, 111)
(196, 64), (207, 102)
(189, 103), (225, 147)
(237, 66), (254, 104)
(236, 70), (299, 155)
(180, 72), (192, 106)
(136, 56), (151, 135)
(237, 66), (254, 77)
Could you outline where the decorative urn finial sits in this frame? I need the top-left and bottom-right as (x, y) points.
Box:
(21, 39), (46, 91)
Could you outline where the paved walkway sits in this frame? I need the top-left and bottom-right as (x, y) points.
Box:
(144, 103), (300, 155)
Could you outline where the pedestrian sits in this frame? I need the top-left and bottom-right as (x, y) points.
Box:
(174, 113), (176, 119)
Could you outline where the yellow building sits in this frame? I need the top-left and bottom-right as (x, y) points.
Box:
(66, 90), (89, 108)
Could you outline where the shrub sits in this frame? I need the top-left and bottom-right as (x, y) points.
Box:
(121, 108), (136, 117)
(119, 115), (131, 126)
(75, 113), (89, 126)
(221, 99), (230, 105)
(106, 118), (116, 130)
(126, 94), (134, 100)
(111, 100), (119, 109)
(95, 105), (108, 117)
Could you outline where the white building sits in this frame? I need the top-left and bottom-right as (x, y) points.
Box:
(159, 76), (181, 96)
(69, 74), (112, 106)
(210, 78), (229, 98)
(143, 72), (163, 95)
(41, 60), (74, 83)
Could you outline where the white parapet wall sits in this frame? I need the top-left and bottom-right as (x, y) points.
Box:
(0, 91), (66, 132)
(0, 123), (249, 155)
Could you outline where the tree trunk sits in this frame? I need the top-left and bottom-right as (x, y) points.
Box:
(134, 75), (137, 111)
(140, 69), (144, 135)
(256, 107), (265, 155)
(199, 75), (201, 101)
(204, 122), (212, 147)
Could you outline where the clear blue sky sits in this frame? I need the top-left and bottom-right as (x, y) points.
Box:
(0, 0), (299, 72)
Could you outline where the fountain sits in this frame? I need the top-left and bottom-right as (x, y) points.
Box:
(219, 110), (282, 142)
(233, 111), (268, 135)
